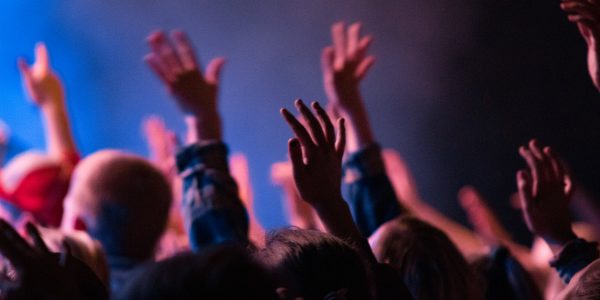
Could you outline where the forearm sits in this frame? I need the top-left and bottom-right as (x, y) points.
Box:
(40, 102), (77, 160)
(337, 99), (375, 153)
(409, 201), (488, 257)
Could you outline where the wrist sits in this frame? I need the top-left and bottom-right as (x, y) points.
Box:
(184, 114), (222, 144)
(544, 229), (579, 255)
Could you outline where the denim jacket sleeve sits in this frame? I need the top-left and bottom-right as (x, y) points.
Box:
(344, 144), (403, 237)
(176, 141), (249, 251)
(549, 238), (599, 284)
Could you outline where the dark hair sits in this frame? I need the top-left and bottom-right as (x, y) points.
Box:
(78, 152), (172, 261)
(256, 228), (373, 300)
(470, 247), (542, 300)
(116, 245), (278, 300)
(574, 264), (600, 299)
(372, 216), (481, 300)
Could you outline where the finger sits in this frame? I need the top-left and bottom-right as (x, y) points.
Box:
(567, 12), (600, 24)
(295, 99), (327, 146)
(147, 31), (184, 75)
(543, 146), (565, 179)
(355, 35), (374, 60)
(171, 30), (200, 72)
(205, 57), (226, 85)
(517, 170), (534, 208)
(347, 22), (362, 59)
(288, 138), (305, 172)
(281, 108), (316, 150)
(561, 0), (598, 16)
(529, 139), (552, 180)
(335, 118), (346, 157)
(312, 101), (335, 145)
(321, 46), (335, 75)
(35, 42), (50, 69)
(355, 56), (376, 81)
(144, 53), (175, 83)
(519, 146), (541, 184)
(25, 222), (49, 254)
(17, 58), (32, 80)
(331, 22), (346, 68)
(577, 22), (593, 44)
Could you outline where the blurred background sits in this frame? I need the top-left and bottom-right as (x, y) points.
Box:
(1, 0), (599, 242)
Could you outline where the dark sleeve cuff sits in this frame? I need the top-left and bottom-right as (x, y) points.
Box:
(550, 238), (599, 284)
(176, 141), (229, 174)
(343, 143), (385, 182)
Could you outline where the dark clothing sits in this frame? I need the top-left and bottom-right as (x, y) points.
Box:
(176, 142), (249, 252)
(344, 144), (403, 237)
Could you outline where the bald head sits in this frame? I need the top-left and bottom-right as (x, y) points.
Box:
(63, 150), (172, 261)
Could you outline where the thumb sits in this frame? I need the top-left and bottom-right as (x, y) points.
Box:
(35, 42), (50, 70)
(517, 170), (533, 208)
(205, 57), (226, 85)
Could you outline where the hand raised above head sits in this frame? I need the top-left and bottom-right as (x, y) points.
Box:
(561, 0), (600, 92)
(516, 139), (576, 249)
(322, 22), (375, 112)
(17, 43), (64, 108)
(145, 30), (225, 117)
(145, 30), (225, 141)
(280, 99), (345, 208)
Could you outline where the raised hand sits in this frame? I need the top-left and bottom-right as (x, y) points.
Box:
(561, 0), (600, 92)
(322, 22), (375, 111)
(322, 22), (375, 152)
(18, 43), (77, 161)
(18, 43), (64, 108)
(280, 99), (346, 207)
(516, 139), (576, 251)
(145, 30), (225, 141)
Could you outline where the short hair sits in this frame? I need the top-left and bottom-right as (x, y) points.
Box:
(256, 228), (373, 300)
(64, 150), (171, 261)
(116, 245), (279, 300)
(573, 261), (600, 298)
(371, 216), (481, 300)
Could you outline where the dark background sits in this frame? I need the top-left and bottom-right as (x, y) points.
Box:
(0, 0), (598, 240)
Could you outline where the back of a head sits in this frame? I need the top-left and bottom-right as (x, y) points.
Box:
(116, 245), (279, 300)
(371, 216), (480, 300)
(257, 228), (372, 300)
(63, 150), (172, 261)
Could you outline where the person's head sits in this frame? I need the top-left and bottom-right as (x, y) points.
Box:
(555, 258), (600, 299)
(61, 150), (171, 262)
(369, 216), (480, 300)
(256, 228), (372, 300)
(116, 245), (279, 300)
(0, 151), (71, 226)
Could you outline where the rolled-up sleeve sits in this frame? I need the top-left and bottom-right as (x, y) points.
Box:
(344, 144), (403, 237)
(176, 142), (249, 251)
